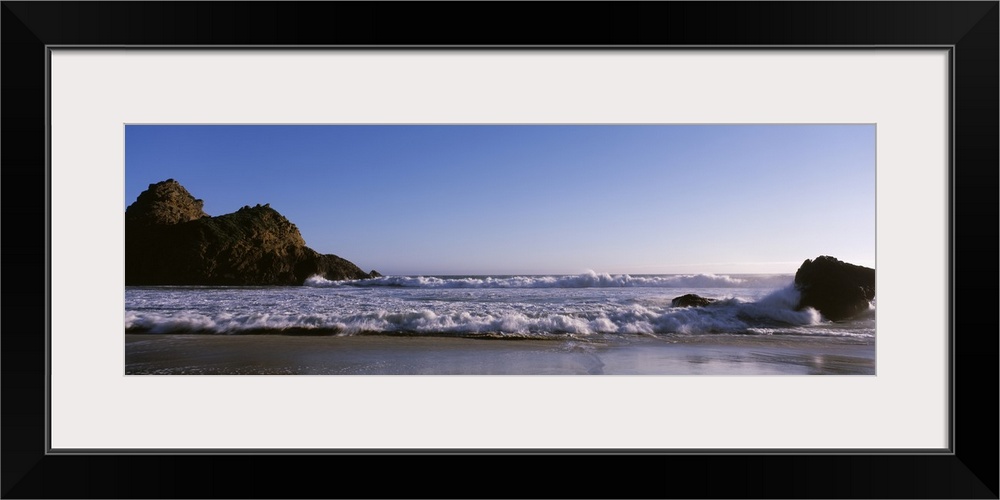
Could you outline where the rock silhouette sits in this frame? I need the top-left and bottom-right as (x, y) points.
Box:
(794, 255), (875, 321)
(125, 179), (379, 285)
(671, 294), (716, 308)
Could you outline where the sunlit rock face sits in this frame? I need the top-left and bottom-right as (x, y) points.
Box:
(125, 179), (378, 285)
(124, 178), (208, 226)
(794, 255), (875, 321)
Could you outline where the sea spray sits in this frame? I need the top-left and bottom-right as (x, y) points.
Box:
(303, 272), (787, 289)
(126, 275), (870, 338)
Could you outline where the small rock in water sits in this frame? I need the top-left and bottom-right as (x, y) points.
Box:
(672, 294), (716, 308)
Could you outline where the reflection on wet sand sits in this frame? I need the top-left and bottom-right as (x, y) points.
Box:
(125, 334), (875, 375)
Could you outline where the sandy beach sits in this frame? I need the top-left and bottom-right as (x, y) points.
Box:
(125, 334), (875, 375)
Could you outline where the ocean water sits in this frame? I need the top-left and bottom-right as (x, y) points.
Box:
(124, 272), (875, 342)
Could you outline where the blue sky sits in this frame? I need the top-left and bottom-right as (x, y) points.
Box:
(125, 125), (875, 276)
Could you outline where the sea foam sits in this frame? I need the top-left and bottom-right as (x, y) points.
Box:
(304, 272), (766, 289)
(125, 280), (857, 338)
(124, 267), (878, 340)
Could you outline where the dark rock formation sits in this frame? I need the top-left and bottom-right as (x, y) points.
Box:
(794, 255), (875, 321)
(124, 178), (208, 226)
(125, 179), (379, 285)
(672, 294), (716, 308)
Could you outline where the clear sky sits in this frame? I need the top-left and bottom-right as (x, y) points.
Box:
(125, 124), (875, 276)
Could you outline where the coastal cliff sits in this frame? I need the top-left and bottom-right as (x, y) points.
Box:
(125, 179), (379, 285)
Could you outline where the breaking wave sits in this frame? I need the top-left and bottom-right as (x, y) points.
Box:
(304, 272), (785, 289)
(125, 284), (871, 339)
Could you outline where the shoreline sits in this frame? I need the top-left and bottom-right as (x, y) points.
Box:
(125, 333), (875, 376)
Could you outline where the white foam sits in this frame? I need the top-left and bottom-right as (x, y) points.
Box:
(126, 278), (871, 338)
(304, 272), (771, 289)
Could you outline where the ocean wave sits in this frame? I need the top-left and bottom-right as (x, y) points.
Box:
(304, 271), (770, 289)
(125, 285), (865, 338)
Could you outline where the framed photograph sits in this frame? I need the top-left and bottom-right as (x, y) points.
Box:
(4, 2), (996, 498)
(120, 122), (879, 378)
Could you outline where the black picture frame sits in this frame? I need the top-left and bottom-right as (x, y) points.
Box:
(3, 2), (997, 498)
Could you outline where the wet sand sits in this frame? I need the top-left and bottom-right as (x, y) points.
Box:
(125, 334), (875, 375)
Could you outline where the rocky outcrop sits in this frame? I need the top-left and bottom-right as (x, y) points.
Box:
(124, 178), (208, 226)
(671, 294), (716, 308)
(125, 179), (379, 285)
(794, 256), (875, 321)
